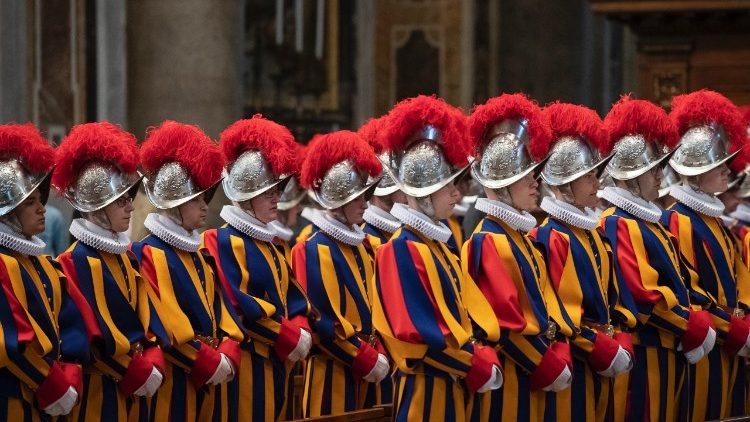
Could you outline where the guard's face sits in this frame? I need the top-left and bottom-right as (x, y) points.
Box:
(13, 189), (46, 237)
(569, 169), (600, 209)
(249, 185), (280, 224)
(508, 172), (540, 212)
(637, 166), (663, 202)
(178, 193), (208, 232)
(697, 163), (730, 195)
(104, 193), (135, 233)
(340, 194), (368, 226)
(430, 181), (461, 220)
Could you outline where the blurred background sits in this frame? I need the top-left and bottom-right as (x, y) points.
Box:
(1, 0), (750, 247)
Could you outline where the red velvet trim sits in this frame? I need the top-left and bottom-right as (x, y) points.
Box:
(550, 341), (573, 370)
(724, 316), (749, 356)
(119, 352), (154, 397)
(465, 345), (501, 393)
(530, 348), (568, 391)
(190, 342), (222, 388)
(217, 339), (241, 371)
(614, 332), (634, 358)
(142, 346), (165, 373)
(274, 318), (302, 361)
(351, 342), (380, 379)
(36, 362), (72, 409)
(59, 363), (82, 398)
(289, 314), (311, 333)
(588, 333), (620, 372)
(682, 310), (712, 352)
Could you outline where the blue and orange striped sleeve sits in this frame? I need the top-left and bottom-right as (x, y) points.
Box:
(291, 238), (364, 367)
(601, 216), (691, 336)
(461, 232), (552, 374)
(372, 237), (481, 377)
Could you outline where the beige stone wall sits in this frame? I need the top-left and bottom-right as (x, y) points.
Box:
(126, 0), (243, 240)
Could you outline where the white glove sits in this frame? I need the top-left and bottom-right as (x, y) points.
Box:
(542, 365), (572, 392)
(682, 327), (716, 364)
(206, 354), (235, 385)
(43, 386), (78, 416)
(597, 345), (632, 377)
(133, 366), (163, 398)
(477, 365), (504, 393)
(732, 329), (750, 358)
(287, 329), (312, 362)
(363, 353), (390, 383)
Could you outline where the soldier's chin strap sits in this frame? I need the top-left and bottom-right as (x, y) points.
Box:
(83, 208), (114, 233)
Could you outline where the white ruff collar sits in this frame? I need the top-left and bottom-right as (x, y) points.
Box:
(0, 222), (46, 256)
(474, 198), (537, 232)
(540, 196), (600, 231)
(220, 206), (276, 243)
(268, 220), (293, 242)
(670, 184), (725, 218)
(390, 203), (452, 243)
(730, 203), (750, 224)
(310, 210), (366, 246)
(144, 213), (201, 252)
(70, 218), (130, 254)
(363, 205), (402, 235)
(599, 186), (662, 224)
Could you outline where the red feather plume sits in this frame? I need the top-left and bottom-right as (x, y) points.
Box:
(357, 116), (388, 154)
(219, 115), (297, 176)
(739, 105), (750, 127)
(543, 102), (612, 155)
(0, 123), (55, 173)
(53, 122), (139, 193)
(468, 93), (552, 161)
(299, 130), (381, 189)
(140, 121), (224, 190)
(669, 90), (746, 155)
(604, 96), (679, 149)
(380, 95), (470, 167)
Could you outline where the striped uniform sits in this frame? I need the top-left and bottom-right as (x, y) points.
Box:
(291, 228), (380, 417)
(370, 226), (501, 422)
(131, 235), (244, 422)
(729, 219), (750, 269)
(443, 216), (464, 256)
(360, 221), (397, 407)
(59, 241), (167, 422)
(462, 216), (575, 422)
(0, 247), (88, 421)
(202, 224), (311, 421)
(600, 207), (698, 421)
(532, 217), (638, 422)
(663, 203), (750, 420)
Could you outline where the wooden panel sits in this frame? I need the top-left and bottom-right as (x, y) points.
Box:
(590, 0), (750, 14)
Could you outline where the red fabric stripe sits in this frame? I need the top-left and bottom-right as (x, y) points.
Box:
(475, 235), (526, 331)
(351, 342), (379, 379)
(291, 243), (308, 293)
(614, 219), (661, 303)
(201, 229), (239, 308)
(137, 246), (161, 299)
(406, 241), (451, 336)
(58, 252), (102, 339)
(547, 230), (569, 291)
(377, 244), (422, 342)
(0, 257), (35, 344)
(274, 318), (302, 361)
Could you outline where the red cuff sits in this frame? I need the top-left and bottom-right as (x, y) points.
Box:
(682, 310), (713, 351)
(142, 346), (165, 373)
(36, 362), (73, 409)
(119, 352), (155, 397)
(588, 333), (620, 373)
(614, 332), (634, 358)
(59, 363), (82, 397)
(217, 338), (241, 371)
(550, 341), (573, 370)
(530, 348), (568, 391)
(289, 314), (311, 333)
(724, 316), (749, 356)
(351, 342), (380, 379)
(465, 345), (501, 393)
(274, 318), (302, 361)
(190, 342), (222, 388)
